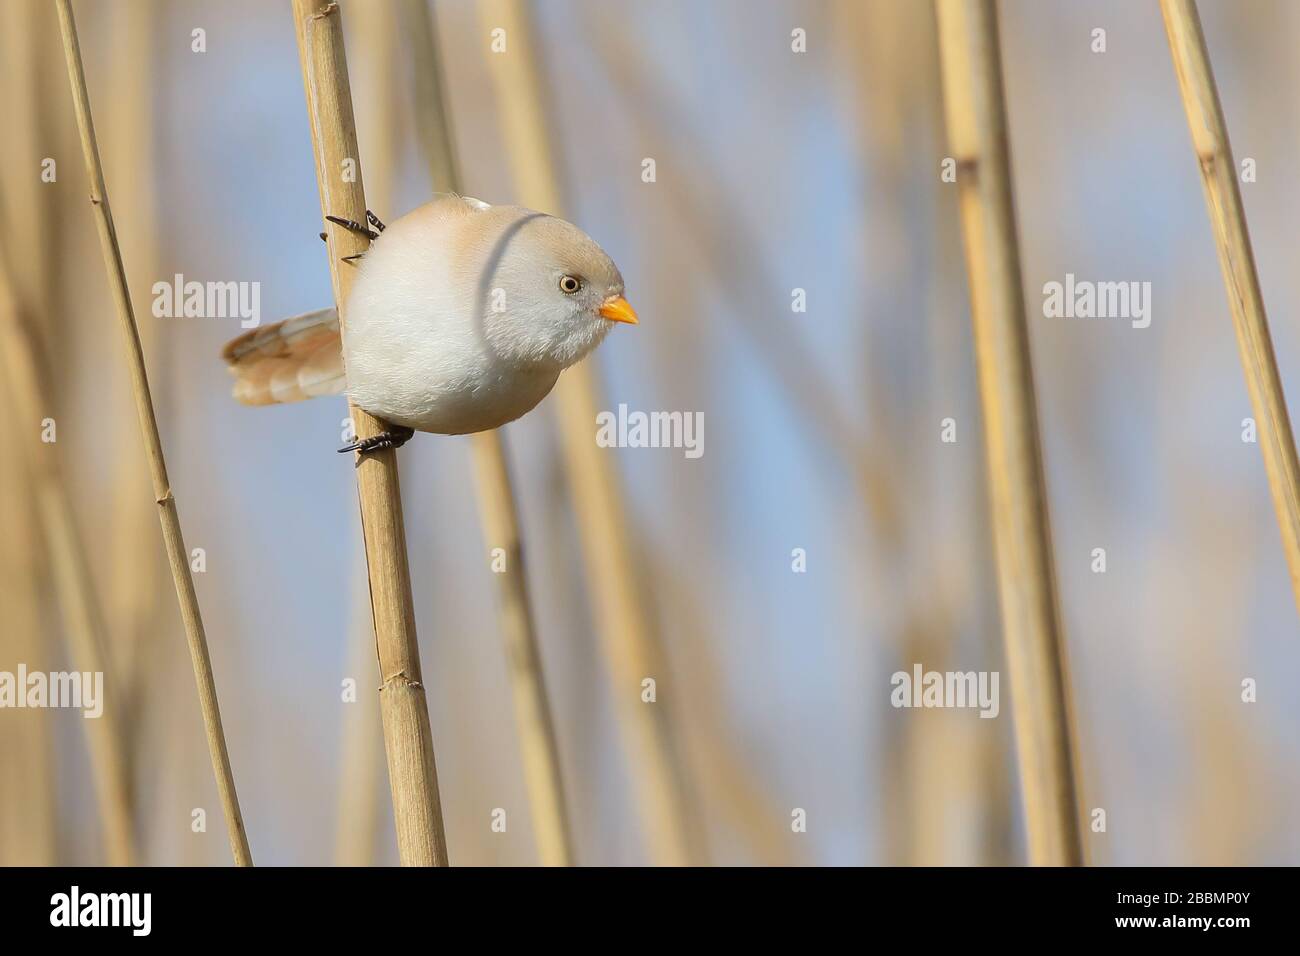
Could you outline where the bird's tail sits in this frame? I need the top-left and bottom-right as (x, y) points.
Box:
(220, 307), (345, 405)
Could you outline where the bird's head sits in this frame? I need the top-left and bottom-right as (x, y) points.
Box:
(478, 211), (637, 369)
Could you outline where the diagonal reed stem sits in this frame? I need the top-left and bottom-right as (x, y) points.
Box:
(934, 0), (1082, 866)
(403, 0), (574, 867)
(290, 0), (448, 866)
(55, 0), (252, 866)
(104, 0), (169, 732)
(478, 0), (698, 866)
(1160, 0), (1300, 621)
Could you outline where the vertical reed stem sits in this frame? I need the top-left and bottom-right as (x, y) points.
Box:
(1160, 0), (1300, 620)
(291, 0), (447, 866)
(334, 558), (385, 866)
(478, 0), (696, 866)
(331, 0), (395, 869)
(934, 0), (1082, 866)
(55, 0), (252, 866)
(404, 0), (574, 867)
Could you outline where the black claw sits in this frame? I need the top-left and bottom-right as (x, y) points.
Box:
(366, 209), (387, 233)
(325, 214), (380, 241)
(341, 253), (365, 264)
(338, 425), (415, 455)
(319, 231), (328, 242)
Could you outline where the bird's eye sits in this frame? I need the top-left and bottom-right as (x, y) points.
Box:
(559, 274), (583, 294)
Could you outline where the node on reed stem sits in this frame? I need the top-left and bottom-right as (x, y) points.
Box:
(934, 0), (1083, 867)
(1161, 0), (1300, 623)
(55, 0), (252, 867)
(291, 0), (447, 867)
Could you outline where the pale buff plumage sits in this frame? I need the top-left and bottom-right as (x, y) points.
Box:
(221, 195), (636, 434)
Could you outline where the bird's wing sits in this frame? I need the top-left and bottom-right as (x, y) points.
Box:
(220, 307), (345, 405)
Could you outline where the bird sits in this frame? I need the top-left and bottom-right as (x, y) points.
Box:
(220, 194), (637, 452)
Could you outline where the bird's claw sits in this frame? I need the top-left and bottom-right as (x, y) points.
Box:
(324, 211), (384, 241)
(338, 425), (415, 455)
(323, 211), (385, 264)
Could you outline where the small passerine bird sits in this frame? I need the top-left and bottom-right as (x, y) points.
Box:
(221, 194), (637, 452)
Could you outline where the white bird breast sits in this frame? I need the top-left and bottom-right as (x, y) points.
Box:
(341, 201), (562, 436)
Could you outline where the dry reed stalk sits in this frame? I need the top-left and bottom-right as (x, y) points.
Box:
(588, 37), (934, 870)
(399, 0), (458, 197)
(334, 560), (385, 866)
(331, 0), (396, 869)
(55, 0), (252, 866)
(592, 14), (1005, 863)
(933, 0), (1082, 866)
(847, 0), (1011, 865)
(104, 0), (168, 717)
(0, 274), (137, 866)
(404, 0), (574, 866)
(478, 0), (697, 866)
(1160, 0), (1300, 620)
(291, 0), (447, 867)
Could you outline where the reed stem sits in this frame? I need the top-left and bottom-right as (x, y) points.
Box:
(291, 0), (447, 866)
(479, 0), (697, 866)
(104, 0), (168, 724)
(1160, 0), (1300, 621)
(55, 0), (252, 866)
(934, 0), (1082, 866)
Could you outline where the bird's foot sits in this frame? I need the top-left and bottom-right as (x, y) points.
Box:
(322, 211), (385, 264)
(323, 211), (384, 241)
(338, 425), (415, 455)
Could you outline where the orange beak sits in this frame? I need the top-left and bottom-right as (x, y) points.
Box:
(598, 295), (639, 325)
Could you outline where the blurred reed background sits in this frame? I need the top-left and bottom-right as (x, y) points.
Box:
(0, 0), (1297, 866)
